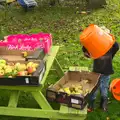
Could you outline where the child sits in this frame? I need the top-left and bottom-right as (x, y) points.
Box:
(82, 40), (119, 112)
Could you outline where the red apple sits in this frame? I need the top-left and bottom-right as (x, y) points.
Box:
(18, 71), (26, 76)
(0, 75), (3, 78)
(27, 67), (36, 74)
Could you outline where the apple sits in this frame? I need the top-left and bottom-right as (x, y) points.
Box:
(15, 63), (21, 66)
(6, 65), (11, 68)
(12, 70), (18, 76)
(15, 62), (21, 69)
(27, 62), (34, 68)
(0, 70), (4, 76)
(3, 65), (7, 69)
(11, 65), (15, 70)
(32, 63), (39, 68)
(22, 52), (28, 57)
(0, 63), (6, 69)
(18, 71), (26, 76)
(5, 65), (14, 71)
(27, 67), (33, 74)
(5, 67), (12, 74)
(15, 62), (20, 67)
(0, 66), (3, 70)
(17, 64), (26, 71)
(0, 59), (6, 65)
(27, 67), (36, 74)
(21, 64), (27, 70)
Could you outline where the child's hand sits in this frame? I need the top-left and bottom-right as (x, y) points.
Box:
(109, 87), (111, 92)
(84, 52), (90, 58)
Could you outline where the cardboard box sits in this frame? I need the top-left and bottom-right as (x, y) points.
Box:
(0, 47), (45, 61)
(0, 47), (46, 86)
(46, 71), (101, 110)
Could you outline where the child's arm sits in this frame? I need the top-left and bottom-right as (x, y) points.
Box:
(111, 42), (119, 59)
(82, 46), (90, 58)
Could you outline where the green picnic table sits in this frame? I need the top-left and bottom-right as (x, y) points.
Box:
(0, 46), (87, 120)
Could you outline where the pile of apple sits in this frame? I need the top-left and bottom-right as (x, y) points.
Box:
(58, 80), (90, 96)
(0, 59), (39, 77)
(59, 85), (89, 96)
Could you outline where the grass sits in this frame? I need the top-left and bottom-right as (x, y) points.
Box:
(0, 0), (120, 119)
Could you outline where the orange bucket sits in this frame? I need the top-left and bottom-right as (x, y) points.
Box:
(110, 78), (120, 101)
(80, 24), (115, 59)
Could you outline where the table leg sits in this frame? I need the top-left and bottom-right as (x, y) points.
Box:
(8, 90), (20, 108)
(31, 91), (58, 120)
(53, 58), (64, 77)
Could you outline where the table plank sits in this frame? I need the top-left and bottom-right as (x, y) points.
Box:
(53, 58), (64, 77)
(0, 107), (86, 120)
(41, 46), (60, 85)
(60, 105), (87, 115)
(8, 91), (20, 108)
(31, 91), (52, 109)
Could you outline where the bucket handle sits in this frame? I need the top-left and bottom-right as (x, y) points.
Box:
(89, 24), (95, 26)
(109, 34), (115, 41)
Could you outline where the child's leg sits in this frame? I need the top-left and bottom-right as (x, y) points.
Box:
(100, 75), (110, 111)
(100, 75), (110, 97)
(88, 86), (99, 111)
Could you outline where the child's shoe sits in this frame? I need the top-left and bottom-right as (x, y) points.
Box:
(87, 100), (95, 112)
(87, 108), (93, 112)
(100, 97), (108, 112)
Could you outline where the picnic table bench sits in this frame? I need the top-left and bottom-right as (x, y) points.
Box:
(0, 46), (87, 120)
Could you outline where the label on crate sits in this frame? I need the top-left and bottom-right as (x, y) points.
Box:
(5, 33), (52, 53)
(71, 99), (79, 104)
(25, 78), (29, 84)
(7, 44), (33, 51)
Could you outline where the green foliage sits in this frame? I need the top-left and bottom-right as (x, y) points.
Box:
(0, 0), (120, 120)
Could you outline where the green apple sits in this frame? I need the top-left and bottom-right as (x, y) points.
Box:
(15, 62), (21, 70)
(0, 66), (3, 70)
(32, 63), (39, 68)
(17, 64), (26, 71)
(5, 67), (12, 74)
(0, 59), (6, 65)
(12, 70), (18, 76)
(0, 70), (4, 76)
(27, 62), (34, 69)
(0, 63), (6, 69)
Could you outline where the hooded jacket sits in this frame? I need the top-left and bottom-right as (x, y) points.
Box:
(82, 42), (119, 75)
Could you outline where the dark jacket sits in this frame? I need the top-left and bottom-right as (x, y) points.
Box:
(82, 42), (119, 75)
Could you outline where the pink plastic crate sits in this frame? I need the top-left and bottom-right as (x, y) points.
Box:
(1, 33), (52, 53)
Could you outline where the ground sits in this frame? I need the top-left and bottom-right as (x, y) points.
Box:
(0, 0), (120, 119)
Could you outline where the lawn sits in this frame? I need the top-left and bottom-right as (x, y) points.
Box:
(0, 0), (120, 119)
